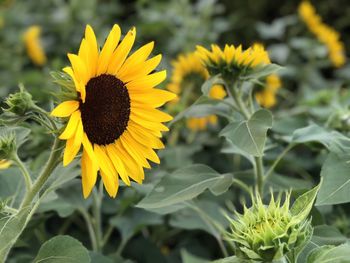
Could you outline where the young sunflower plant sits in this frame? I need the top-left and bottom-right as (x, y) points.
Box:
(0, 24), (175, 261)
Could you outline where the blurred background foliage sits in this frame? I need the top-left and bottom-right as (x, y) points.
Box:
(1, 0), (350, 262)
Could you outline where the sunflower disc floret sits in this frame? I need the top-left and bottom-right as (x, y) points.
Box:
(227, 192), (312, 262)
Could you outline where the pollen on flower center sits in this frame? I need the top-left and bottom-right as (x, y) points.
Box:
(80, 74), (130, 145)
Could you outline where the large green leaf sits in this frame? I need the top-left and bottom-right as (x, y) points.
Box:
(240, 63), (282, 81)
(136, 164), (233, 209)
(316, 153), (350, 206)
(306, 244), (350, 263)
(33, 235), (90, 263)
(212, 256), (244, 263)
(220, 109), (273, 157)
(181, 250), (210, 263)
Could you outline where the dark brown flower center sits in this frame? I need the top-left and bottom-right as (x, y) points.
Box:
(80, 74), (130, 145)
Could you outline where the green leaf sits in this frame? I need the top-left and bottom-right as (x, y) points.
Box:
(136, 164), (233, 209)
(290, 182), (321, 222)
(0, 207), (31, 259)
(240, 63), (282, 81)
(33, 235), (90, 263)
(220, 109), (273, 157)
(316, 153), (350, 206)
(212, 256), (244, 263)
(306, 244), (350, 263)
(312, 225), (347, 246)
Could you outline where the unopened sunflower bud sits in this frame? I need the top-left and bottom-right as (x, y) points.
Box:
(4, 85), (36, 116)
(227, 191), (312, 262)
(0, 132), (16, 160)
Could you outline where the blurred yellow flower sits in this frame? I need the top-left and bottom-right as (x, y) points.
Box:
(167, 51), (226, 132)
(298, 1), (346, 67)
(186, 115), (217, 131)
(0, 160), (11, 170)
(255, 74), (282, 108)
(23, 25), (47, 66)
(51, 24), (175, 198)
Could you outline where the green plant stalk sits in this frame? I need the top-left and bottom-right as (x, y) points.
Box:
(20, 137), (61, 209)
(2, 137), (62, 262)
(227, 80), (265, 194)
(92, 189), (103, 252)
(12, 153), (32, 192)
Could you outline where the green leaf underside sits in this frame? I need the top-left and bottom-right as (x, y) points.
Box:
(221, 109), (273, 157)
(33, 235), (90, 263)
(136, 164), (232, 209)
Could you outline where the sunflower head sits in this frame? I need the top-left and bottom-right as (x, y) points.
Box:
(23, 25), (47, 66)
(227, 191), (312, 262)
(196, 43), (271, 81)
(4, 85), (36, 116)
(51, 24), (176, 198)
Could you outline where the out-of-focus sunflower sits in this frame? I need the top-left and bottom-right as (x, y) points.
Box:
(255, 74), (282, 108)
(23, 25), (47, 66)
(196, 44), (271, 77)
(51, 24), (176, 198)
(167, 51), (226, 131)
(0, 160), (11, 170)
(298, 1), (346, 67)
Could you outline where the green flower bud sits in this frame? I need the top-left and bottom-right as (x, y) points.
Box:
(0, 131), (16, 160)
(227, 192), (312, 262)
(4, 85), (36, 116)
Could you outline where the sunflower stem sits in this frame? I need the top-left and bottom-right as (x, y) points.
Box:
(19, 137), (61, 209)
(92, 188), (103, 252)
(12, 153), (32, 192)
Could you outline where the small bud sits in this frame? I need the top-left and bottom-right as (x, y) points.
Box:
(227, 191), (312, 262)
(4, 84), (36, 116)
(0, 131), (16, 160)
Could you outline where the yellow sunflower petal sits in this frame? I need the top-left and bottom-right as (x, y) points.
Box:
(59, 110), (81, 140)
(94, 144), (116, 179)
(106, 144), (130, 186)
(126, 70), (166, 90)
(51, 100), (79, 117)
(63, 135), (82, 166)
(129, 89), (177, 108)
(119, 134), (150, 169)
(127, 124), (164, 149)
(117, 41), (154, 77)
(68, 53), (89, 85)
(119, 54), (162, 83)
(131, 106), (173, 122)
(97, 24), (121, 75)
(130, 113), (169, 132)
(84, 25), (99, 77)
(81, 150), (98, 198)
(107, 27), (136, 75)
(100, 170), (119, 198)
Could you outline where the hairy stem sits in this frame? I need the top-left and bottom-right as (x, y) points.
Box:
(12, 153), (32, 192)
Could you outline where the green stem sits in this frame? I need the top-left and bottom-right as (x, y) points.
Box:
(12, 153), (32, 192)
(80, 209), (98, 252)
(92, 190), (103, 252)
(19, 137), (61, 209)
(254, 156), (264, 195)
(264, 144), (295, 182)
(232, 178), (252, 195)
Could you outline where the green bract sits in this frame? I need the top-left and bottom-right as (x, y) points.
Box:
(227, 192), (312, 262)
(4, 85), (36, 116)
(0, 131), (16, 160)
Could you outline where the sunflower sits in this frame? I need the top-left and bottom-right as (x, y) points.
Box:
(196, 44), (271, 77)
(0, 160), (11, 170)
(23, 25), (47, 66)
(167, 51), (226, 131)
(51, 24), (176, 198)
(255, 74), (282, 108)
(298, 1), (346, 67)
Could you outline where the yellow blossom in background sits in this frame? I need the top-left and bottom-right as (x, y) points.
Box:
(23, 25), (47, 66)
(255, 74), (282, 108)
(186, 115), (217, 131)
(51, 24), (176, 198)
(196, 43), (271, 73)
(298, 1), (346, 67)
(0, 160), (11, 170)
(167, 51), (226, 132)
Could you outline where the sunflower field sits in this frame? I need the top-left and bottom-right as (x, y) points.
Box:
(2, 0), (350, 262)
